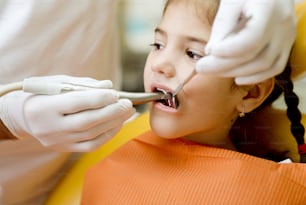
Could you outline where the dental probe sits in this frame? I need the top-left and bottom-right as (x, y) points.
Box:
(0, 79), (170, 105)
(171, 16), (252, 97)
(172, 69), (197, 97)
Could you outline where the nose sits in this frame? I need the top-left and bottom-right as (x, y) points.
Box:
(151, 57), (176, 78)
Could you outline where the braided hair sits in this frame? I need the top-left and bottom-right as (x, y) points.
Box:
(262, 64), (306, 163)
(276, 65), (306, 163)
(231, 63), (306, 163)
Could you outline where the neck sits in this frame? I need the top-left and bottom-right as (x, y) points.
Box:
(182, 125), (237, 151)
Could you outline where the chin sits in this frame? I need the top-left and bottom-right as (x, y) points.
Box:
(150, 120), (180, 139)
(152, 128), (179, 139)
(149, 108), (183, 139)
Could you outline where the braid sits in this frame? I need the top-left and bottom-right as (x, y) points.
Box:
(275, 64), (306, 163)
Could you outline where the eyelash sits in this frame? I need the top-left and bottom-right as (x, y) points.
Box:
(186, 50), (203, 61)
(150, 43), (163, 50)
(150, 42), (203, 61)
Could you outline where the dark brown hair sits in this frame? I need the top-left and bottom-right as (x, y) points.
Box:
(263, 64), (306, 162)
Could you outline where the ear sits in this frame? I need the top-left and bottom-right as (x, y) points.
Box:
(236, 78), (275, 114)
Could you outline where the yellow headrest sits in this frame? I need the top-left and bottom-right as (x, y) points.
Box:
(291, 1), (306, 78)
(45, 112), (150, 205)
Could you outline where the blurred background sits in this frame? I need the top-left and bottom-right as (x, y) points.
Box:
(119, 0), (163, 93)
(118, 0), (164, 111)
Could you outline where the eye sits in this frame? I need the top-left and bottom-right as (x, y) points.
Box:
(150, 42), (164, 51)
(186, 50), (203, 61)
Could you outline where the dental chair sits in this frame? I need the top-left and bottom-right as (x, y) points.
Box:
(45, 112), (151, 205)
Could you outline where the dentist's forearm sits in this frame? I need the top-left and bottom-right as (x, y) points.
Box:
(0, 119), (17, 140)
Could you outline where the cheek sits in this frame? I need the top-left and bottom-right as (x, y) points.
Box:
(143, 62), (152, 92)
(183, 79), (239, 114)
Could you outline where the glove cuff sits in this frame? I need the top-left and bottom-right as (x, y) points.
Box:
(0, 91), (33, 139)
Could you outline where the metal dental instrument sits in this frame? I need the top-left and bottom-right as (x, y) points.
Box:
(0, 79), (170, 105)
(172, 69), (197, 97)
(58, 84), (170, 105)
(117, 91), (169, 105)
(59, 84), (171, 105)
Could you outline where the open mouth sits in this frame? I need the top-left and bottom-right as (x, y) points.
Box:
(155, 88), (179, 109)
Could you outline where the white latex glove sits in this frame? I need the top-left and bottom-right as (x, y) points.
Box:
(196, 0), (296, 85)
(0, 75), (136, 152)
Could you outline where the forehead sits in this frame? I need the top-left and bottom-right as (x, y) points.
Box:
(160, 1), (212, 38)
(163, 0), (217, 25)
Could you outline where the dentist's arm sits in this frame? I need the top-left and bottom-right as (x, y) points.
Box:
(196, 0), (296, 85)
(0, 75), (136, 152)
(0, 119), (16, 140)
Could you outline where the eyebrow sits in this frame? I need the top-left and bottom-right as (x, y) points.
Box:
(154, 27), (207, 44)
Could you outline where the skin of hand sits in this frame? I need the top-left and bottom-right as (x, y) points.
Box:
(0, 75), (136, 152)
(0, 119), (16, 140)
(196, 0), (296, 85)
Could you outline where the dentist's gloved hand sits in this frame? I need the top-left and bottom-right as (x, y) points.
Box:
(196, 0), (296, 85)
(0, 75), (136, 152)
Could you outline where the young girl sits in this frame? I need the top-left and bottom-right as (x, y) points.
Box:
(81, 0), (306, 204)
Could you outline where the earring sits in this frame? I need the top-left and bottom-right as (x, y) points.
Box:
(239, 105), (245, 117)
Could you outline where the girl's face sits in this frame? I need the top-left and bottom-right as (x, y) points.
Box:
(143, 1), (246, 145)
